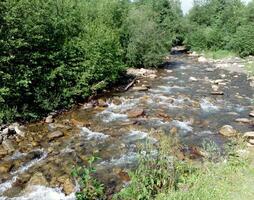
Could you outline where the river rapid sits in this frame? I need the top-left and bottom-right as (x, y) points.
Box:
(0, 53), (253, 200)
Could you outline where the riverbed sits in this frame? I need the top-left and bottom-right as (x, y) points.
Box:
(0, 53), (253, 200)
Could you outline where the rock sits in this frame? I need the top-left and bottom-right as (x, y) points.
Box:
(166, 70), (173, 73)
(219, 125), (237, 137)
(127, 68), (156, 77)
(235, 118), (252, 124)
(212, 85), (219, 91)
(48, 131), (64, 141)
(205, 68), (215, 72)
(2, 128), (9, 135)
(132, 86), (149, 92)
(71, 119), (90, 127)
(2, 139), (15, 153)
(97, 99), (108, 107)
(248, 139), (254, 145)
(211, 91), (224, 95)
(249, 111), (254, 117)
(243, 132), (254, 139)
(198, 56), (207, 63)
(189, 77), (198, 82)
(45, 115), (54, 123)
(0, 147), (8, 158)
(63, 178), (75, 195)
(83, 103), (93, 109)
(14, 126), (25, 137)
(127, 108), (145, 118)
(25, 172), (48, 192)
(214, 79), (224, 84)
(111, 97), (122, 105)
(0, 162), (13, 173)
(157, 112), (172, 121)
(189, 51), (199, 57)
(148, 74), (157, 79)
(0, 135), (2, 144)
(170, 127), (178, 135)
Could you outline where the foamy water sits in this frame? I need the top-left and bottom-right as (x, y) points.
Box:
(81, 127), (109, 140)
(0, 186), (75, 200)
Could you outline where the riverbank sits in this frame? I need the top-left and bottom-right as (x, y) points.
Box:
(115, 136), (254, 200)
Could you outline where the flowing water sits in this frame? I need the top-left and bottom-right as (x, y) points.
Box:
(0, 54), (253, 199)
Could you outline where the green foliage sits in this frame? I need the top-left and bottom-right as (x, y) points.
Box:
(0, 0), (126, 123)
(115, 137), (253, 200)
(114, 138), (196, 200)
(185, 0), (254, 56)
(123, 0), (183, 67)
(0, 0), (182, 123)
(72, 156), (105, 200)
(229, 24), (254, 57)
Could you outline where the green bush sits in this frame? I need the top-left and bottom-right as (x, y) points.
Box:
(0, 0), (125, 123)
(229, 24), (254, 57)
(124, 4), (168, 67)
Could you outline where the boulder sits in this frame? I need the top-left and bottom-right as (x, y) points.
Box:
(219, 125), (237, 137)
(48, 131), (64, 141)
(127, 108), (145, 118)
(45, 115), (54, 123)
(249, 111), (254, 117)
(243, 132), (254, 139)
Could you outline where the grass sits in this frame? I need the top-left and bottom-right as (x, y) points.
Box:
(201, 50), (237, 60)
(114, 136), (254, 200)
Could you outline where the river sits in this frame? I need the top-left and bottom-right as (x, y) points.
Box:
(0, 53), (253, 200)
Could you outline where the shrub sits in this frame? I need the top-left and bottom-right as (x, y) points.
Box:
(124, 5), (169, 67)
(229, 24), (254, 57)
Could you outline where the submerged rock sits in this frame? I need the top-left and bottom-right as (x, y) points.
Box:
(48, 131), (64, 141)
(25, 172), (48, 192)
(235, 118), (252, 124)
(127, 108), (145, 118)
(2, 139), (15, 153)
(0, 147), (8, 158)
(219, 125), (237, 137)
(0, 162), (13, 173)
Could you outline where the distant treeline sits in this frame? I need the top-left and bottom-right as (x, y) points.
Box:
(185, 0), (254, 56)
(0, 0), (253, 123)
